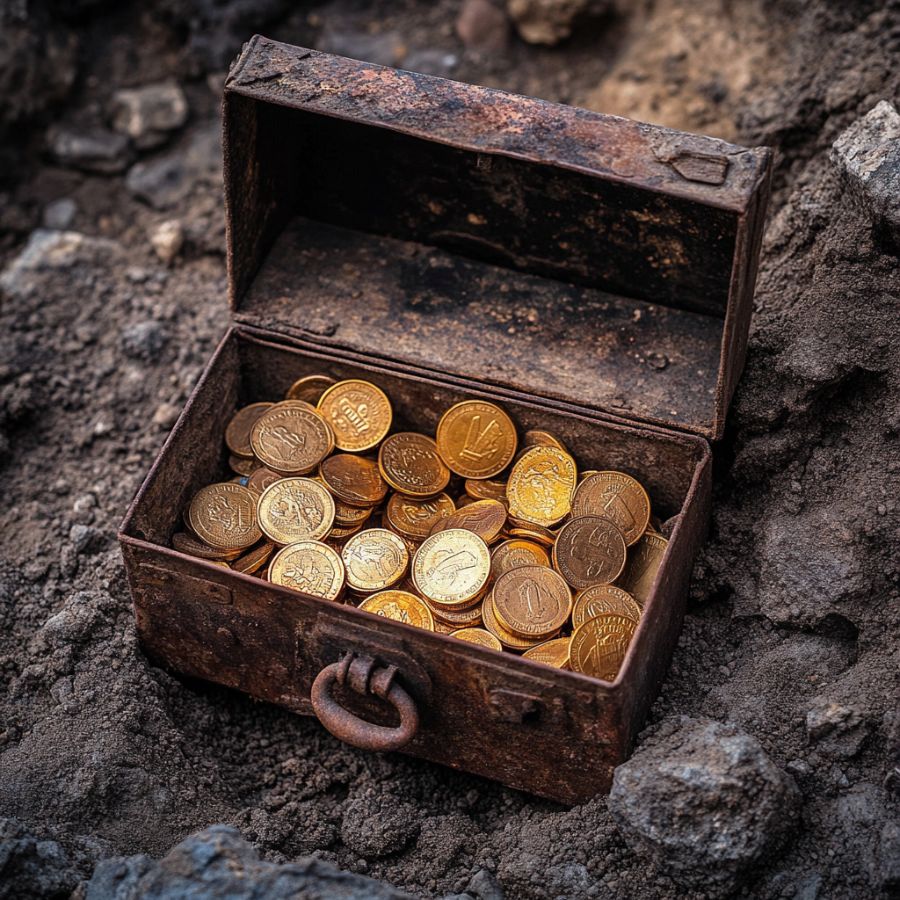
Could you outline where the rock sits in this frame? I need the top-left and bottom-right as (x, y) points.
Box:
(340, 795), (419, 859)
(506, 0), (607, 45)
(149, 220), (184, 265)
(84, 824), (412, 899)
(42, 198), (77, 230)
(609, 717), (800, 888)
(464, 868), (504, 900)
(0, 818), (81, 900)
(456, 0), (510, 53)
(831, 100), (900, 246)
(806, 700), (869, 758)
(152, 402), (180, 429)
(876, 820), (900, 893)
(110, 81), (188, 150)
(47, 125), (132, 174)
(69, 524), (102, 555)
(121, 321), (167, 361)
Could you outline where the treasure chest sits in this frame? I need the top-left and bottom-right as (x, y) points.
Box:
(118, 36), (772, 803)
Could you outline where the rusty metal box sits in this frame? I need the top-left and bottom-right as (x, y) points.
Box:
(118, 36), (772, 803)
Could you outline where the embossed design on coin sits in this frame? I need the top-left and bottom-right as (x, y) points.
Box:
(378, 432), (450, 497)
(359, 590), (434, 630)
(286, 374), (336, 405)
(506, 446), (576, 526)
(522, 637), (571, 668)
(572, 584), (641, 628)
(268, 540), (344, 601)
(490, 539), (550, 581)
(256, 477), (335, 545)
(341, 528), (409, 592)
(319, 454), (388, 506)
(429, 499), (507, 544)
(569, 614), (637, 681)
(385, 493), (455, 540)
(412, 529), (490, 606)
(246, 467), (282, 495)
(492, 565), (571, 637)
(225, 402), (273, 459)
(553, 515), (627, 589)
(436, 400), (517, 479)
(481, 592), (542, 650)
(450, 627), (502, 651)
(617, 532), (668, 605)
(571, 471), (651, 546)
(317, 379), (392, 452)
(187, 483), (261, 550)
(250, 403), (334, 475)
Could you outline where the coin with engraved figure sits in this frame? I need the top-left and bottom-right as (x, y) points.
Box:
(492, 565), (572, 638)
(450, 627), (502, 651)
(553, 515), (627, 589)
(522, 637), (571, 668)
(568, 614), (637, 681)
(617, 531), (668, 605)
(359, 590), (434, 630)
(341, 528), (409, 592)
(317, 380), (392, 452)
(436, 400), (517, 479)
(378, 432), (450, 497)
(187, 483), (262, 550)
(571, 471), (651, 546)
(286, 374), (336, 405)
(481, 592), (543, 651)
(268, 540), (344, 601)
(385, 492), (455, 540)
(225, 402), (273, 459)
(250, 403), (334, 475)
(490, 539), (550, 581)
(256, 477), (335, 545)
(572, 583), (641, 628)
(429, 499), (507, 544)
(412, 529), (491, 606)
(506, 446), (577, 527)
(319, 454), (388, 506)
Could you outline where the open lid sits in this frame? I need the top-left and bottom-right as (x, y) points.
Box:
(223, 36), (772, 440)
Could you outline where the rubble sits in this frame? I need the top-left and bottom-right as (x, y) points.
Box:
(456, 0), (509, 52)
(110, 81), (188, 150)
(149, 220), (184, 265)
(47, 126), (132, 174)
(506, 0), (607, 45)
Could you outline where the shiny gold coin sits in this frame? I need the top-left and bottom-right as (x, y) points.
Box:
(327, 522), (365, 542)
(246, 466), (282, 495)
(172, 531), (243, 561)
(385, 492), (455, 540)
(429, 499), (507, 544)
(208, 561), (231, 568)
(268, 540), (345, 601)
(341, 528), (409, 592)
(433, 619), (458, 635)
(617, 532), (669, 605)
(422, 593), (484, 627)
(450, 627), (502, 651)
(333, 499), (374, 528)
(319, 453), (388, 506)
(378, 432), (450, 497)
(317, 379), (392, 452)
(572, 584), (641, 628)
(224, 402), (273, 459)
(229, 454), (258, 476)
(286, 374), (336, 405)
(232, 541), (275, 574)
(571, 471), (651, 546)
(579, 470), (600, 482)
(412, 528), (491, 607)
(522, 637), (571, 668)
(506, 446), (577, 527)
(490, 539), (550, 581)
(256, 477), (335, 545)
(507, 518), (558, 548)
(492, 565), (572, 638)
(359, 590), (434, 630)
(522, 429), (568, 452)
(569, 614), (637, 681)
(464, 478), (508, 503)
(187, 483), (262, 551)
(250, 403), (334, 475)
(435, 400), (517, 479)
(481, 592), (543, 651)
(553, 515), (628, 589)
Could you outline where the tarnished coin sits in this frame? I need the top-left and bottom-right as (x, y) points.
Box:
(359, 590), (434, 631)
(187, 483), (262, 550)
(492, 565), (572, 638)
(225, 402), (273, 459)
(571, 471), (651, 546)
(256, 477), (335, 545)
(319, 454), (388, 506)
(572, 584), (641, 628)
(385, 493), (455, 540)
(569, 614), (637, 681)
(317, 379), (392, 452)
(172, 531), (243, 561)
(378, 432), (450, 497)
(522, 637), (571, 668)
(429, 499), (507, 544)
(490, 539), (550, 581)
(229, 454), (258, 476)
(341, 528), (409, 592)
(436, 400), (517, 479)
(450, 627), (502, 651)
(464, 478), (507, 503)
(507, 518), (558, 548)
(481, 592), (543, 651)
(507, 446), (577, 526)
(246, 466), (282, 495)
(232, 541), (275, 575)
(286, 374), (336, 405)
(412, 529), (491, 606)
(617, 532), (669, 605)
(250, 403), (334, 475)
(268, 540), (344, 601)
(422, 593), (484, 627)
(522, 429), (568, 452)
(553, 515), (627, 589)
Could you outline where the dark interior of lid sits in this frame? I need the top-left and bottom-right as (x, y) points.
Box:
(229, 97), (738, 434)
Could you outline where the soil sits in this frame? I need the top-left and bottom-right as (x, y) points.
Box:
(1, 1), (898, 898)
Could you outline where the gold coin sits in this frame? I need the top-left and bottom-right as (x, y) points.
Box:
(378, 432), (450, 497)
(328, 522), (365, 542)
(256, 477), (335, 545)
(359, 590), (434, 630)
(464, 478), (507, 503)
(385, 493), (455, 540)
(224, 402), (273, 459)
(450, 627), (502, 651)
(187, 483), (262, 550)
(492, 565), (571, 638)
(172, 531), (243, 561)
(481, 592), (542, 651)
(286, 374), (336, 405)
(569, 614), (637, 681)
(319, 453), (388, 506)
(433, 619), (458, 634)
(506, 446), (577, 527)
(341, 528), (409, 592)
(317, 379), (392, 452)
(268, 540), (345, 601)
(506, 518), (558, 547)
(232, 541), (275, 574)
(246, 466), (282, 495)
(412, 528), (491, 606)
(229, 454), (258, 476)
(429, 499), (507, 544)
(333, 499), (374, 528)
(490, 539), (550, 580)
(522, 637), (571, 668)
(522, 429), (568, 452)
(552, 515), (627, 589)
(571, 471), (651, 546)
(250, 403), (334, 475)
(617, 532), (669, 605)
(435, 400), (517, 479)
(422, 593), (484, 626)
(572, 584), (641, 628)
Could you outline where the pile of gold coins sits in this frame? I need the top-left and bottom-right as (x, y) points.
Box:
(173, 375), (668, 682)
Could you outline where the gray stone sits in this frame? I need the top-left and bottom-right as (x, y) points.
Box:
(464, 868), (504, 900)
(42, 198), (77, 230)
(506, 0), (608, 45)
(69, 524), (102, 555)
(110, 81), (188, 150)
(47, 126), (132, 174)
(609, 717), (800, 888)
(340, 795), (420, 859)
(806, 699), (869, 758)
(876, 820), (900, 893)
(121, 321), (167, 360)
(831, 100), (900, 245)
(456, 0), (509, 52)
(0, 818), (80, 900)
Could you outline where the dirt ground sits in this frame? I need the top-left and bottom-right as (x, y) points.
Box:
(1, 1), (898, 897)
